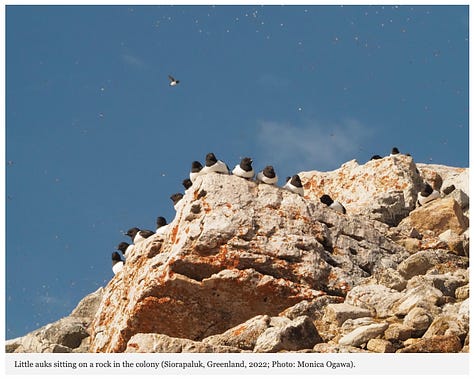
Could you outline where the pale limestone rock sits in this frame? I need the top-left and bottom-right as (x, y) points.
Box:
(403, 307), (433, 336)
(300, 155), (422, 226)
(202, 315), (271, 351)
(345, 284), (403, 318)
(391, 284), (443, 316)
(446, 189), (469, 211)
(399, 197), (468, 235)
(253, 316), (322, 352)
(322, 303), (374, 327)
(384, 323), (413, 341)
(312, 343), (368, 353)
(396, 335), (462, 353)
(455, 284), (469, 300)
(417, 164), (468, 196)
(367, 338), (396, 353)
(125, 333), (245, 353)
(279, 296), (343, 321)
(338, 322), (389, 347)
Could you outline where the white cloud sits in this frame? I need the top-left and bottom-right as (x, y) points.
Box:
(255, 118), (373, 175)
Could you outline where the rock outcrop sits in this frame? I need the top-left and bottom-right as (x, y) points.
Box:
(7, 157), (469, 354)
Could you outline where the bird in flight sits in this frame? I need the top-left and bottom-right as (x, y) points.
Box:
(168, 75), (180, 86)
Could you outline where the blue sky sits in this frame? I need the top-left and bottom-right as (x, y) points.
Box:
(4, 4), (468, 339)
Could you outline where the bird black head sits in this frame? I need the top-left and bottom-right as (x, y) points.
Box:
(290, 174), (303, 188)
(156, 216), (167, 228)
(125, 227), (139, 239)
(205, 152), (218, 166)
(182, 178), (193, 190)
(240, 157), (253, 171)
(370, 155), (382, 160)
(117, 242), (131, 254)
(320, 194), (334, 206)
(420, 183), (434, 197)
(170, 193), (184, 205)
(263, 165), (276, 178)
(112, 251), (123, 263)
(191, 161), (203, 173)
(391, 147), (400, 154)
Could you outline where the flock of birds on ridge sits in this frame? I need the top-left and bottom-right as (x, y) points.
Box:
(111, 147), (443, 275)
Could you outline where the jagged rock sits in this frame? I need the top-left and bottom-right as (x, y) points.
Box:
(367, 338), (397, 353)
(406, 273), (467, 298)
(345, 285), (403, 318)
(398, 197), (468, 235)
(253, 316), (322, 352)
(202, 315), (271, 351)
(397, 250), (468, 280)
(403, 307), (433, 337)
(312, 343), (368, 353)
(125, 333), (246, 353)
(89, 173), (408, 352)
(438, 229), (466, 255)
(384, 323), (414, 341)
(362, 267), (407, 291)
(338, 322), (389, 347)
(279, 296), (343, 321)
(455, 284), (469, 300)
(446, 189), (469, 211)
(396, 335), (462, 353)
(322, 303), (374, 327)
(423, 315), (468, 343)
(6, 288), (103, 353)
(391, 284), (443, 316)
(300, 155), (422, 226)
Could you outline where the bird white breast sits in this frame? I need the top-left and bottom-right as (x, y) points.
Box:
(283, 182), (304, 196)
(330, 201), (345, 214)
(112, 261), (124, 275)
(125, 244), (134, 256)
(170, 81), (177, 86)
(156, 224), (169, 235)
(256, 171), (278, 184)
(417, 190), (440, 206)
(201, 160), (228, 174)
(232, 165), (254, 178)
(134, 234), (147, 244)
(189, 171), (202, 183)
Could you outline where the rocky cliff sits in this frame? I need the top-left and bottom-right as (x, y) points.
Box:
(7, 155), (469, 353)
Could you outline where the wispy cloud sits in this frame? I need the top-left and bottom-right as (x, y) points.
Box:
(255, 118), (373, 175)
(121, 54), (146, 68)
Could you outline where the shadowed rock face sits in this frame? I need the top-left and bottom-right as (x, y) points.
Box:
(88, 172), (408, 353)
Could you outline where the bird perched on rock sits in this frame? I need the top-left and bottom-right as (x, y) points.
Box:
(320, 194), (346, 214)
(111, 252), (124, 275)
(256, 165), (278, 185)
(182, 178), (193, 190)
(125, 227), (154, 244)
(370, 155), (382, 160)
(200, 152), (229, 175)
(390, 147), (400, 156)
(155, 216), (169, 234)
(168, 75), (179, 86)
(417, 183), (440, 206)
(117, 242), (134, 257)
(170, 193), (184, 210)
(283, 174), (304, 196)
(232, 157), (254, 179)
(189, 161), (203, 183)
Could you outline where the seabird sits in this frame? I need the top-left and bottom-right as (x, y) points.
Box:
(170, 193), (184, 210)
(320, 194), (346, 214)
(168, 75), (180, 86)
(125, 227), (155, 244)
(182, 178), (193, 190)
(156, 216), (169, 234)
(200, 152), (229, 175)
(112, 252), (124, 275)
(283, 174), (304, 196)
(117, 242), (134, 257)
(390, 147), (400, 156)
(370, 155), (382, 160)
(189, 161), (203, 183)
(232, 157), (254, 179)
(417, 183), (440, 206)
(256, 165), (278, 185)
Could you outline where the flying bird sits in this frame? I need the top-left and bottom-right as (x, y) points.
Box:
(168, 75), (180, 86)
